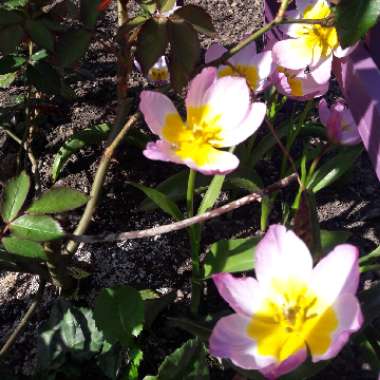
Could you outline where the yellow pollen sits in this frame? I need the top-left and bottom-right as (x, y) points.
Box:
(162, 106), (223, 166)
(218, 64), (259, 91)
(247, 280), (338, 362)
(288, 77), (303, 97)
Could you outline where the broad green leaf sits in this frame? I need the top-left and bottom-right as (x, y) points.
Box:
(0, 72), (16, 88)
(51, 123), (111, 182)
(94, 285), (144, 346)
(308, 146), (363, 192)
(157, 0), (176, 13)
(0, 55), (26, 74)
(204, 237), (258, 278)
(1, 0), (28, 10)
(174, 5), (216, 36)
(25, 19), (55, 52)
(168, 18), (200, 91)
(139, 0), (157, 14)
(135, 17), (169, 74)
(28, 188), (88, 214)
(26, 62), (62, 96)
(143, 291), (176, 328)
(0, 24), (23, 55)
(10, 214), (64, 241)
(2, 236), (46, 259)
(56, 28), (92, 68)
(336, 0), (380, 48)
(0, 171), (30, 222)
(129, 182), (182, 221)
(0, 9), (23, 25)
(198, 174), (225, 214)
(320, 229), (351, 253)
(30, 49), (49, 62)
(147, 338), (209, 380)
(80, 0), (101, 29)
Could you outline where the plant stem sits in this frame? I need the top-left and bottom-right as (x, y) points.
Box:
(186, 169), (196, 218)
(0, 278), (46, 358)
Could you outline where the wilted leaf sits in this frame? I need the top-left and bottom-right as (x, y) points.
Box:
(2, 236), (47, 260)
(10, 214), (64, 241)
(28, 188), (88, 214)
(94, 285), (145, 346)
(0, 171), (30, 222)
(174, 5), (216, 36)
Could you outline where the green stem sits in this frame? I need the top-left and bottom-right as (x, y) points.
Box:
(186, 169), (202, 315)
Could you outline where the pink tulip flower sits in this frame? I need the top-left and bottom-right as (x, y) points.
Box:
(135, 56), (170, 85)
(205, 42), (275, 94)
(209, 224), (363, 379)
(140, 67), (266, 175)
(272, 66), (329, 100)
(319, 99), (361, 145)
(272, 0), (357, 84)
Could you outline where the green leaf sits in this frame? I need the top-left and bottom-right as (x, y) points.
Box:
(198, 174), (225, 214)
(336, 0), (380, 48)
(2, 236), (46, 260)
(174, 5), (216, 36)
(320, 229), (351, 253)
(359, 282), (380, 326)
(56, 28), (92, 68)
(0, 24), (23, 55)
(168, 318), (212, 342)
(157, 0), (176, 13)
(1, 0), (28, 10)
(204, 237), (258, 278)
(0, 9), (23, 25)
(142, 290), (176, 328)
(80, 0), (101, 29)
(10, 214), (64, 241)
(135, 17), (169, 74)
(147, 338), (209, 380)
(0, 171), (30, 222)
(28, 188), (88, 214)
(51, 123), (111, 182)
(168, 18), (201, 91)
(25, 19), (55, 52)
(127, 347), (144, 380)
(30, 49), (49, 62)
(0, 72), (16, 88)
(138, 0), (157, 14)
(308, 145), (363, 192)
(129, 182), (183, 221)
(26, 62), (62, 97)
(0, 55), (26, 74)
(225, 176), (261, 193)
(94, 285), (145, 346)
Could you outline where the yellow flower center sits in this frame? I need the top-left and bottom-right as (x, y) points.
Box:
(218, 64), (259, 91)
(247, 279), (338, 362)
(149, 67), (169, 82)
(295, 0), (338, 59)
(162, 106), (223, 166)
(277, 67), (304, 96)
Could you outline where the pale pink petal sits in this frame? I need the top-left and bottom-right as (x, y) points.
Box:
(250, 51), (276, 93)
(185, 148), (240, 175)
(279, 10), (302, 37)
(334, 43), (358, 59)
(296, 0), (316, 13)
(318, 98), (331, 126)
(310, 55), (333, 84)
(202, 75), (250, 131)
(272, 39), (313, 70)
(217, 102), (266, 147)
(139, 91), (180, 137)
(143, 140), (181, 164)
(205, 43), (227, 64)
(260, 349), (307, 380)
(311, 244), (360, 305)
(209, 314), (276, 370)
(212, 273), (264, 317)
(310, 293), (363, 362)
(185, 67), (217, 109)
(255, 225), (313, 287)
(229, 41), (257, 66)
(340, 109), (361, 145)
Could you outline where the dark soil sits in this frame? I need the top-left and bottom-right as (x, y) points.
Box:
(1, 0), (380, 379)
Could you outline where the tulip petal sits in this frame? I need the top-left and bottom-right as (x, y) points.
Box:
(209, 314), (276, 370)
(185, 67), (217, 109)
(143, 140), (181, 164)
(213, 273), (264, 317)
(279, 10), (302, 37)
(205, 43), (227, 64)
(229, 41), (257, 66)
(217, 102), (266, 147)
(140, 91), (181, 137)
(318, 98), (330, 126)
(255, 225), (313, 287)
(250, 51), (276, 93)
(272, 38), (313, 70)
(311, 244), (360, 305)
(296, 0), (316, 13)
(308, 293), (363, 362)
(334, 43), (358, 59)
(310, 55), (332, 84)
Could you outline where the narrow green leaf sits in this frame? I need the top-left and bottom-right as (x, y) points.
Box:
(0, 171), (30, 222)
(128, 348), (144, 380)
(135, 17), (169, 74)
(359, 282), (380, 326)
(198, 175), (225, 214)
(143, 291), (176, 328)
(51, 123), (111, 182)
(336, 0), (380, 48)
(158, 0), (176, 13)
(25, 19), (55, 52)
(10, 214), (64, 241)
(174, 5), (216, 36)
(0, 55), (26, 74)
(129, 182), (183, 221)
(168, 318), (211, 342)
(2, 236), (46, 260)
(28, 188), (88, 214)
(94, 285), (145, 346)
(320, 229), (351, 253)
(308, 146), (363, 193)
(204, 237), (258, 278)
(0, 24), (23, 55)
